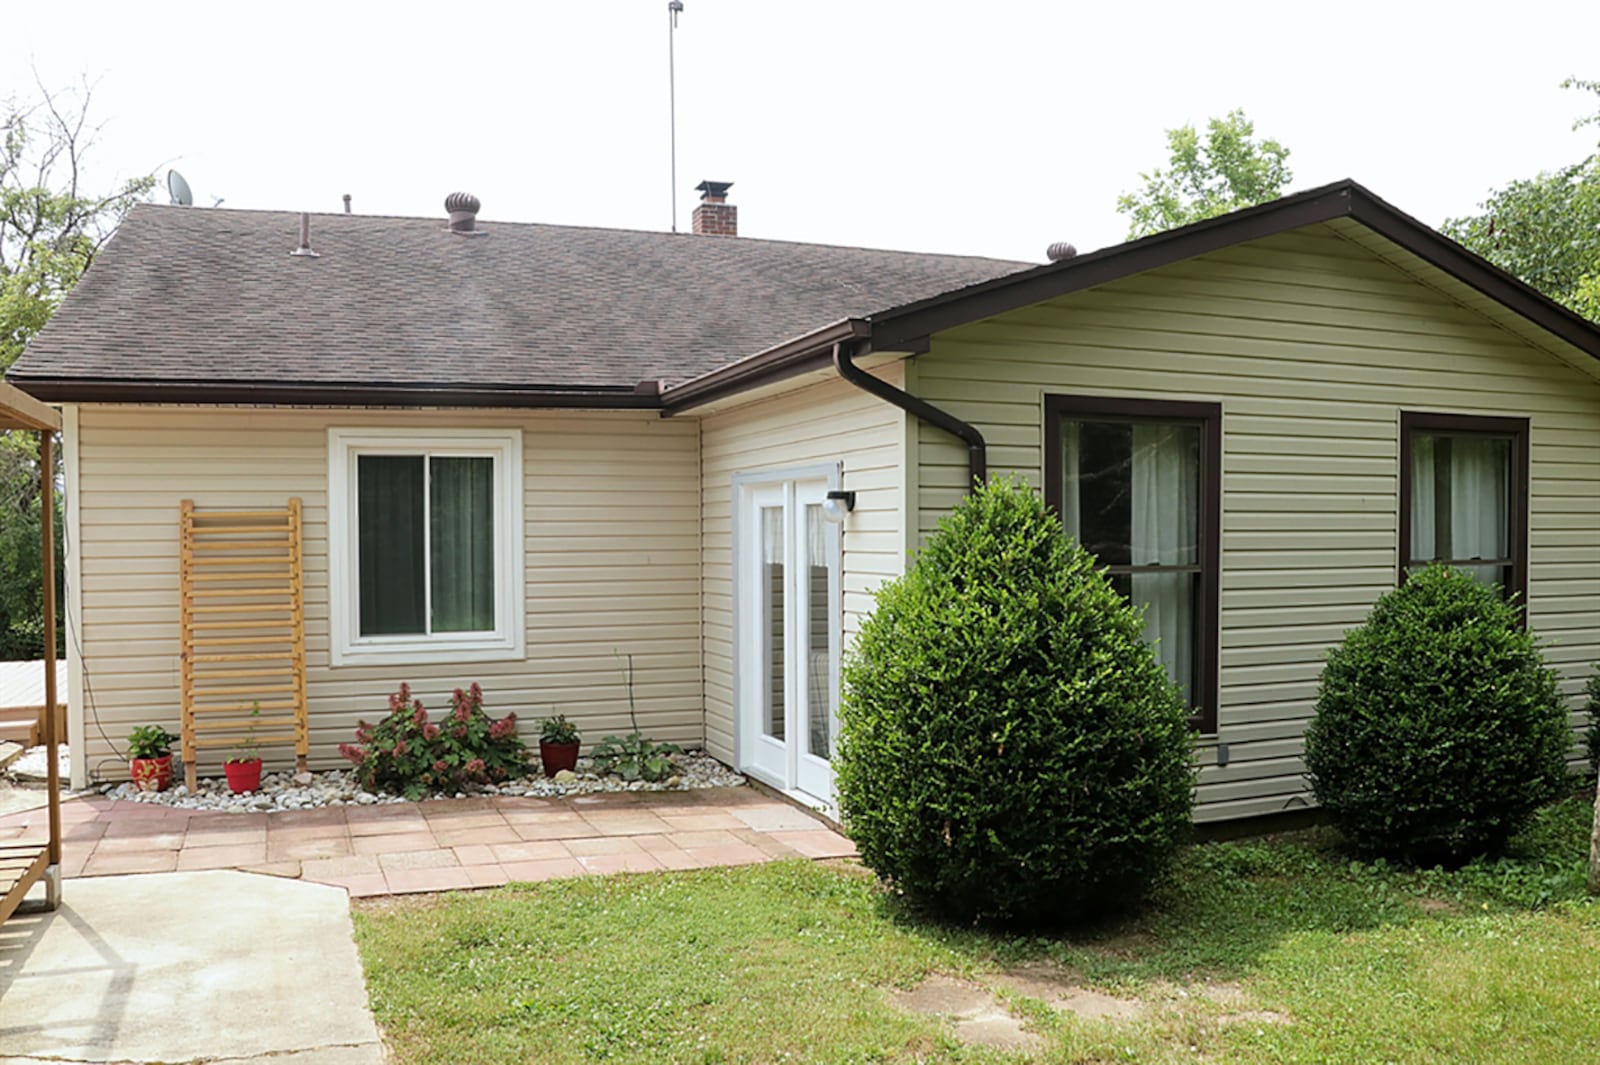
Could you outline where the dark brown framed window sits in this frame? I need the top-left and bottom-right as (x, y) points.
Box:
(1398, 412), (1529, 603)
(1044, 395), (1222, 733)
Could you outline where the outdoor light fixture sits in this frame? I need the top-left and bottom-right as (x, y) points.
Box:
(822, 489), (856, 524)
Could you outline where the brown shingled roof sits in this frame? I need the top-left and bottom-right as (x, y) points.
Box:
(8, 203), (1031, 403)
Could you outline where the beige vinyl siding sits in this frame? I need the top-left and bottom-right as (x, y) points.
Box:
(911, 223), (1600, 823)
(70, 405), (702, 783)
(699, 368), (908, 764)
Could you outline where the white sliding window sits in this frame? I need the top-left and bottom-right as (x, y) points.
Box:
(329, 428), (524, 666)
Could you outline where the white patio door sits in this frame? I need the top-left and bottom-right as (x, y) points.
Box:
(736, 471), (840, 803)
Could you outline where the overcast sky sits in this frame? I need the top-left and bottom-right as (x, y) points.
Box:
(9, 1), (1600, 263)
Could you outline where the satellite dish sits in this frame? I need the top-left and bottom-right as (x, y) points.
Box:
(167, 170), (194, 207)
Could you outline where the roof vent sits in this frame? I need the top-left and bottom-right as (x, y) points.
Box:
(1046, 241), (1077, 262)
(445, 192), (482, 234)
(289, 212), (319, 258)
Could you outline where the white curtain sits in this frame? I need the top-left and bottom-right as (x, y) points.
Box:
(1130, 425), (1197, 702)
(1410, 435), (1436, 563)
(806, 501), (829, 565)
(1450, 437), (1507, 586)
(1061, 421), (1081, 537)
(1411, 435), (1507, 587)
(762, 505), (785, 564)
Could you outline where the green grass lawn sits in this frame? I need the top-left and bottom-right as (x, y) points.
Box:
(353, 795), (1600, 1064)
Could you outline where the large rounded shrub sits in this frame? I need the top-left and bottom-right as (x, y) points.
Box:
(834, 477), (1194, 926)
(1304, 565), (1570, 864)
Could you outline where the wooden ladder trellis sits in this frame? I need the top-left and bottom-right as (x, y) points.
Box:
(179, 499), (309, 791)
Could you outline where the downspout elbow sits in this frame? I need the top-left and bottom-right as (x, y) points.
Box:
(832, 341), (986, 492)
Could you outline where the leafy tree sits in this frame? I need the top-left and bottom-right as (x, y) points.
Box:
(1443, 78), (1600, 321)
(0, 79), (152, 659)
(3, 79), (153, 368)
(0, 431), (61, 658)
(1116, 109), (1293, 239)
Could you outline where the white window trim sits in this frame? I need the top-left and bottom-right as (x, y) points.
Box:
(328, 428), (525, 666)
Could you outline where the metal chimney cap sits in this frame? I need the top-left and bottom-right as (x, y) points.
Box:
(445, 192), (482, 233)
(1046, 241), (1078, 262)
(695, 180), (733, 202)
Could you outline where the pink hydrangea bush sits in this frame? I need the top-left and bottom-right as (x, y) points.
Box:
(339, 682), (526, 799)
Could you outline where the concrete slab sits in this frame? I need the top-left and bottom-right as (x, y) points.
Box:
(0, 871), (384, 1064)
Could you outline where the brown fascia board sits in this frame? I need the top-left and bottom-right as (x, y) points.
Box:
(660, 318), (871, 413)
(7, 377), (665, 409)
(865, 179), (1600, 363)
(1337, 184), (1600, 361)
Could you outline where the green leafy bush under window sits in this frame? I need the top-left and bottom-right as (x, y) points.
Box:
(834, 477), (1195, 927)
(1304, 565), (1570, 865)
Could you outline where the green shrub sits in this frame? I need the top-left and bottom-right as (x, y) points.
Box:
(1304, 565), (1570, 865)
(834, 477), (1195, 927)
(339, 682), (527, 799)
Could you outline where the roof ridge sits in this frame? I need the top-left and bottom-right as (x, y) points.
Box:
(128, 202), (1034, 267)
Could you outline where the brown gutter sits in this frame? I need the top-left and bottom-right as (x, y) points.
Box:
(658, 318), (989, 491)
(660, 319), (869, 413)
(7, 378), (663, 409)
(832, 341), (986, 492)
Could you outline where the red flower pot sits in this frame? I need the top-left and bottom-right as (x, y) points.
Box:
(130, 755), (173, 792)
(539, 741), (580, 778)
(224, 758), (264, 794)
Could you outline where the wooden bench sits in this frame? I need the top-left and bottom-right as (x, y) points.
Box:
(0, 703), (68, 748)
(0, 840), (50, 923)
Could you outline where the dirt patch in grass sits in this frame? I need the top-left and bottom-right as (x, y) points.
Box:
(887, 974), (1045, 1052)
(351, 892), (444, 915)
(993, 960), (1145, 1021)
(889, 962), (1156, 1051)
(1084, 927), (1160, 960)
(1416, 897), (1457, 914)
(890, 973), (994, 1016)
(1193, 981), (1291, 1027)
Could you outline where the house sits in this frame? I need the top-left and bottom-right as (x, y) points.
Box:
(9, 179), (1600, 824)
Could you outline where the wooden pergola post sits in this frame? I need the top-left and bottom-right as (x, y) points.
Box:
(41, 429), (60, 896)
(0, 382), (63, 922)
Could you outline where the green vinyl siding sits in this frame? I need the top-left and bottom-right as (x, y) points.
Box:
(910, 221), (1600, 823)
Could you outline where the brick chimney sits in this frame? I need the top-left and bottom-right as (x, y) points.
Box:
(691, 180), (737, 236)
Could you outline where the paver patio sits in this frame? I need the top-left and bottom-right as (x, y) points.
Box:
(0, 785), (855, 898)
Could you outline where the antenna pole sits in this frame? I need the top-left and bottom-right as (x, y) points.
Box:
(668, 1), (683, 233)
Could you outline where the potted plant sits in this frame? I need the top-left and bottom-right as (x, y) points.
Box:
(538, 714), (581, 777)
(224, 704), (264, 794)
(128, 725), (180, 792)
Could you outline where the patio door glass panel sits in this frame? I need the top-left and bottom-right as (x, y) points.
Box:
(760, 502), (786, 742)
(738, 475), (838, 803)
